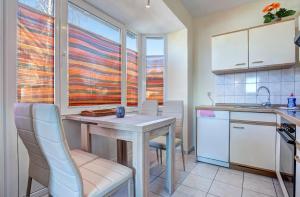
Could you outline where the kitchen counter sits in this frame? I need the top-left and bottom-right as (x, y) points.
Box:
(196, 104), (300, 126)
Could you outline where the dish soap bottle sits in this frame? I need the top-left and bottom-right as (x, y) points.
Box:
(287, 93), (296, 109)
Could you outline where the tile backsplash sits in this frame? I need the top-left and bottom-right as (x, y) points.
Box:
(214, 66), (300, 105)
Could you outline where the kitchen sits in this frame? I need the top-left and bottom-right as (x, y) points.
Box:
(1, 0), (300, 197)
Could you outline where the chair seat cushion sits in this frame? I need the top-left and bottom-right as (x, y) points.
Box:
(149, 136), (182, 149)
(70, 149), (98, 167)
(79, 158), (132, 197)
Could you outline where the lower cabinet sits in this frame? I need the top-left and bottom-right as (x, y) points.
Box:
(230, 123), (276, 171)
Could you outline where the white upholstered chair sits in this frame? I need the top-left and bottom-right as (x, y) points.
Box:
(149, 100), (185, 171)
(14, 103), (123, 196)
(140, 100), (158, 116)
(31, 104), (133, 197)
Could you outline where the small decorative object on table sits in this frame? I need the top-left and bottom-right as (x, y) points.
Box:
(262, 2), (296, 23)
(116, 106), (125, 118)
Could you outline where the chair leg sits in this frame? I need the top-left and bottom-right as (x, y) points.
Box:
(181, 143), (186, 171)
(155, 148), (160, 164)
(26, 176), (32, 197)
(160, 149), (163, 165)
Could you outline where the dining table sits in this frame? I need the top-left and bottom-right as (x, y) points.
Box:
(64, 113), (176, 197)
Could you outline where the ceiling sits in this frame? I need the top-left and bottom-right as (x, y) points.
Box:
(181, 0), (255, 17)
(84, 0), (185, 34)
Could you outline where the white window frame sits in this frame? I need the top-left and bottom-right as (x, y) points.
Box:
(60, 0), (140, 115)
(142, 35), (168, 105)
(0, 0), (4, 196)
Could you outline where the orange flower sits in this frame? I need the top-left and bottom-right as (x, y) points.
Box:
(272, 2), (281, 9)
(262, 4), (274, 13)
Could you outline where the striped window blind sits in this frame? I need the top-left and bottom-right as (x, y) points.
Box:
(68, 4), (122, 106)
(17, 3), (55, 103)
(126, 32), (138, 107)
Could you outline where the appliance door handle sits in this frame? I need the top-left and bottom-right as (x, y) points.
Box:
(295, 155), (300, 163)
(252, 60), (264, 64)
(277, 129), (295, 144)
(235, 63), (246, 66)
(233, 126), (245, 129)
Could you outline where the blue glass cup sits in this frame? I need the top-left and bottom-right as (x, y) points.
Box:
(116, 106), (125, 118)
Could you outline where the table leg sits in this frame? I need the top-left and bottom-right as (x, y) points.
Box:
(166, 123), (175, 194)
(132, 132), (149, 197)
(81, 123), (91, 152)
(117, 140), (128, 165)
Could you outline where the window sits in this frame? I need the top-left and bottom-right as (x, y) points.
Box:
(17, 0), (55, 103)
(126, 32), (138, 107)
(68, 4), (122, 106)
(145, 37), (165, 105)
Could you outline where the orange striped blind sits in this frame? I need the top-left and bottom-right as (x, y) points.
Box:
(126, 49), (138, 106)
(17, 4), (54, 103)
(146, 55), (164, 105)
(68, 25), (122, 106)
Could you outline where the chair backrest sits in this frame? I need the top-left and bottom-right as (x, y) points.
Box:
(140, 100), (158, 116)
(14, 103), (49, 187)
(32, 104), (83, 197)
(161, 100), (184, 139)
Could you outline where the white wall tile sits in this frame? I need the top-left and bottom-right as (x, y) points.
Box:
(245, 83), (257, 96)
(270, 96), (281, 104)
(215, 96), (225, 103)
(215, 75), (225, 85)
(281, 96), (288, 105)
(215, 85), (225, 96)
(257, 96), (268, 104)
(281, 68), (295, 82)
(225, 96), (235, 103)
(281, 82), (295, 97)
(234, 84), (245, 96)
(225, 85), (235, 96)
(234, 73), (246, 84)
(225, 74), (235, 84)
(246, 72), (256, 83)
(295, 82), (300, 96)
(235, 96), (245, 103)
(257, 71), (269, 83)
(269, 83), (281, 96)
(295, 67), (300, 82)
(268, 70), (281, 83)
(245, 96), (256, 104)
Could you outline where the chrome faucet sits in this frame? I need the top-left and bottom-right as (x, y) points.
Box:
(257, 86), (271, 107)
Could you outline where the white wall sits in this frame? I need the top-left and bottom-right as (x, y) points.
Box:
(193, 0), (300, 106)
(0, 0), (4, 196)
(167, 29), (190, 151)
(163, 0), (194, 152)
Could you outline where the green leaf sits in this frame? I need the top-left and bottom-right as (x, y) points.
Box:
(264, 16), (273, 23)
(286, 10), (296, 16)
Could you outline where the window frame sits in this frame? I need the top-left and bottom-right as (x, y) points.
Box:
(60, 0), (141, 114)
(0, 0), (4, 195)
(142, 35), (168, 105)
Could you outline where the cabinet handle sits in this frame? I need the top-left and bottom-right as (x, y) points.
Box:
(235, 63), (246, 66)
(295, 155), (300, 163)
(252, 60), (264, 64)
(233, 126), (245, 129)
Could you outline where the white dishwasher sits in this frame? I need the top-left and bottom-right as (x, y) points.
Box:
(196, 110), (230, 167)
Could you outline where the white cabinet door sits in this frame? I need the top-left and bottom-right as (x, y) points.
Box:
(249, 20), (295, 68)
(230, 123), (276, 171)
(212, 30), (248, 71)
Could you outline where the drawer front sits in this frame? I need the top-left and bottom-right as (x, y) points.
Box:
(231, 112), (276, 123)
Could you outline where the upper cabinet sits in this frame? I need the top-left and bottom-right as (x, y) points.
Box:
(249, 20), (295, 68)
(212, 30), (248, 72)
(212, 19), (296, 74)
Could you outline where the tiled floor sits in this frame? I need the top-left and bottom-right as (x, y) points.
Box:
(39, 149), (284, 197)
(113, 149), (284, 197)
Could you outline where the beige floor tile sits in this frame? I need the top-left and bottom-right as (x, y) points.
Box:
(243, 176), (276, 196)
(171, 185), (207, 197)
(274, 182), (284, 197)
(159, 169), (189, 184)
(209, 181), (242, 197)
(206, 194), (218, 197)
(242, 189), (273, 197)
(190, 162), (218, 179)
(214, 169), (243, 187)
(244, 172), (273, 183)
(150, 177), (179, 197)
(150, 192), (162, 197)
(175, 159), (197, 172)
(218, 167), (243, 176)
(150, 165), (166, 177)
(181, 174), (213, 192)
